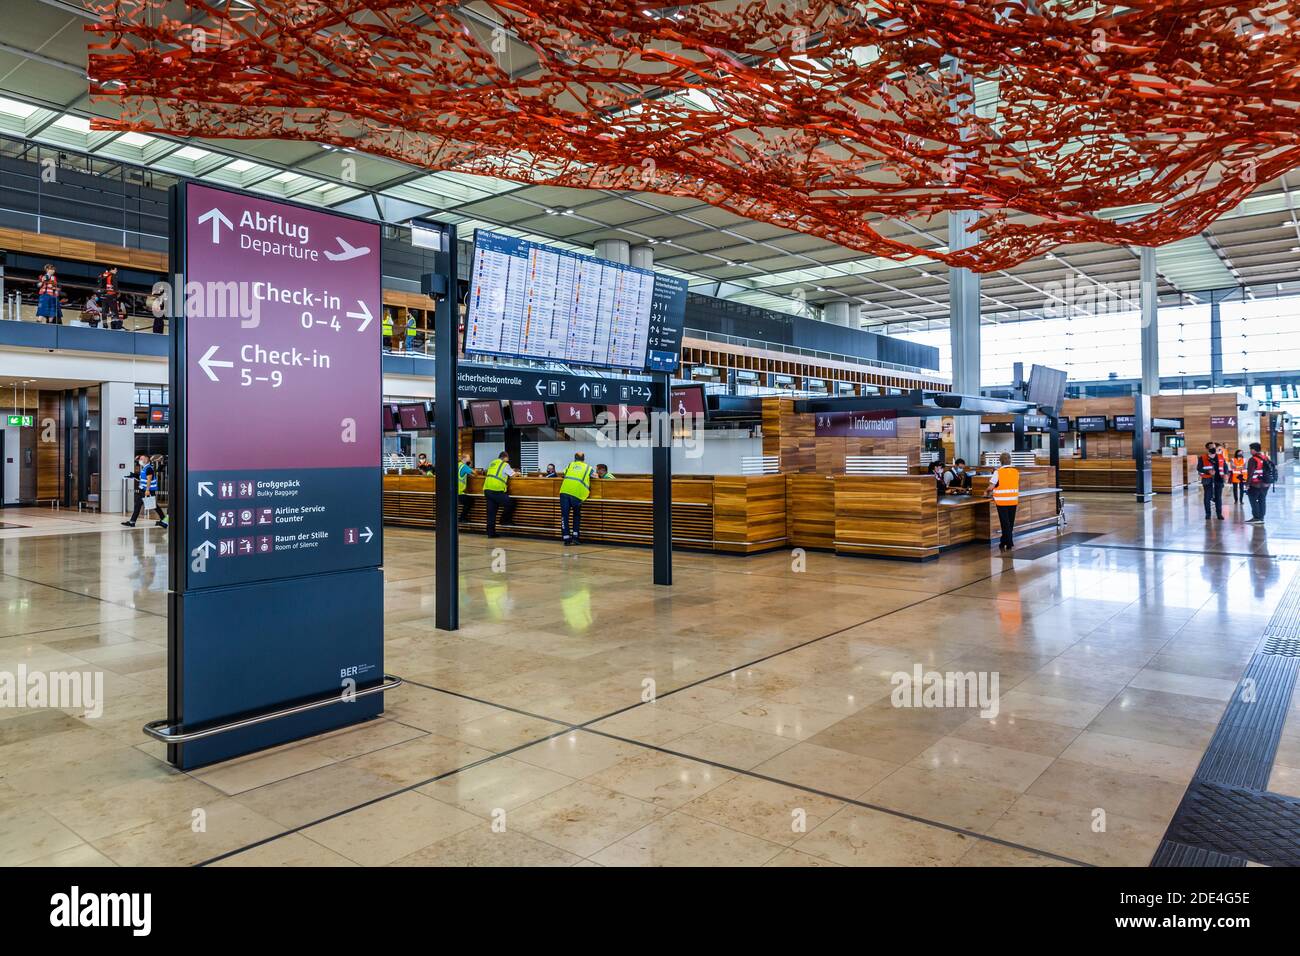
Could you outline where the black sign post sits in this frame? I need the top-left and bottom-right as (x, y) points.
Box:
(653, 370), (673, 587)
(425, 225), (460, 632)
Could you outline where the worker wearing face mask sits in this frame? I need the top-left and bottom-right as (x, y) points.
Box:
(943, 458), (973, 493)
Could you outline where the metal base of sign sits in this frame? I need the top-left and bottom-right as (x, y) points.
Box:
(143, 674), (402, 744)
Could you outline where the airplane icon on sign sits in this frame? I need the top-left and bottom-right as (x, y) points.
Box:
(324, 237), (371, 262)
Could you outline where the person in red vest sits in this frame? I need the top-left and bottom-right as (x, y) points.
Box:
(1197, 441), (1228, 521)
(36, 264), (62, 324)
(1245, 442), (1276, 524)
(98, 265), (122, 330)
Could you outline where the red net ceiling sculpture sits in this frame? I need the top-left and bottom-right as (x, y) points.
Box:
(87, 0), (1300, 272)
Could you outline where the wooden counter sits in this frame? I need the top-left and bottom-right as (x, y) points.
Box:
(1056, 456), (1193, 493)
(382, 473), (784, 553)
(790, 466), (1059, 560)
(1151, 455), (1194, 493)
(1056, 459), (1136, 492)
(385, 466), (1061, 561)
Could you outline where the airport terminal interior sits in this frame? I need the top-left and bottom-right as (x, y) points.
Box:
(2, 0), (1300, 875)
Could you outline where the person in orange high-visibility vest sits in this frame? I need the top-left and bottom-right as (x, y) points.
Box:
(1229, 448), (1247, 506)
(986, 452), (1020, 553)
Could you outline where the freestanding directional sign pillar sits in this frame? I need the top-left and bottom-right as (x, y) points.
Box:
(163, 182), (387, 768)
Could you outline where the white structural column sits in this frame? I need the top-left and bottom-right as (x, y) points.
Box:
(629, 244), (654, 270)
(594, 238), (630, 265)
(101, 381), (136, 514)
(1139, 247), (1160, 396)
(948, 209), (981, 463)
(823, 302), (861, 328)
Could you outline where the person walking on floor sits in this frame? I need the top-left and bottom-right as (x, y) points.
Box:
(457, 453), (474, 521)
(1245, 442), (1276, 524)
(559, 451), (593, 546)
(986, 452), (1020, 552)
(1198, 441), (1229, 520)
(482, 450), (515, 537)
(1229, 448), (1247, 505)
(122, 453), (167, 528)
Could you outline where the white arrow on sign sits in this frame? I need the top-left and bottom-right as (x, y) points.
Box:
(198, 510), (217, 529)
(534, 379), (546, 396)
(192, 540), (216, 559)
(196, 207), (233, 244)
(579, 383), (590, 397)
(360, 527), (374, 543)
(346, 300), (373, 332)
(197, 481), (214, 497)
(198, 344), (234, 382)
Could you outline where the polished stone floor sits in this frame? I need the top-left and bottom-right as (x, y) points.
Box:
(2, 467), (1299, 867)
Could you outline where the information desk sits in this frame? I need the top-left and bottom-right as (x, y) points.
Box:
(382, 473), (786, 554)
(787, 466), (1059, 560)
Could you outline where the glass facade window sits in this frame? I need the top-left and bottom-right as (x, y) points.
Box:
(1222, 297), (1300, 375)
(894, 302), (1214, 386)
(1158, 304), (1213, 379)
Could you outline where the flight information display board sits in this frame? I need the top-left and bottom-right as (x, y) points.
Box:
(465, 230), (688, 372)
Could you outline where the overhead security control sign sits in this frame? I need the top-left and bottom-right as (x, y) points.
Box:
(456, 365), (661, 406)
(183, 182), (381, 588)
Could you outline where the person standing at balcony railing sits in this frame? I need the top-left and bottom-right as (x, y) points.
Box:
(98, 265), (123, 330)
(36, 264), (63, 324)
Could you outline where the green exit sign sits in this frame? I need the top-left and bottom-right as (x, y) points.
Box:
(6, 415), (33, 427)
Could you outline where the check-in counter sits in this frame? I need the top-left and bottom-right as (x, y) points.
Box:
(788, 466), (1059, 560)
(1057, 457), (1192, 493)
(385, 467), (1059, 561)
(1055, 459), (1136, 492)
(1151, 455), (1194, 493)
(382, 472), (786, 553)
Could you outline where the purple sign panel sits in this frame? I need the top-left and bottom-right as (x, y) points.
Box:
(814, 410), (898, 438)
(185, 182), (380, 470)
(183, 182), (381, 590)
(1210, 416), (1238, 428)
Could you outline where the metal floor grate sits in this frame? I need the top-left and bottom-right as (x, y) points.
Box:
(1007, 531), (1103, 561)
(1261, 636), (1300, 658)
(1163, 782), (1300, 867)
(1154, 567), (1300, 866)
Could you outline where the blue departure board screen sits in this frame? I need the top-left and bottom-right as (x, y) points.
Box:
(464, 230), (687, 372)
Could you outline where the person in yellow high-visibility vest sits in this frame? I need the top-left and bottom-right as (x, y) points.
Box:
(482, 450), (515, 537)
(381, 309), (395, 349)
(559, 452), (593, 545)
(986, 452), (1020, 552)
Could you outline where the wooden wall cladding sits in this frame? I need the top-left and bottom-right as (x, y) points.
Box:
(1063, 392), (1242, 461)
(0, 226), (169, 273)
(36, 391), (62, 502)
(764, 397), (922, 474)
